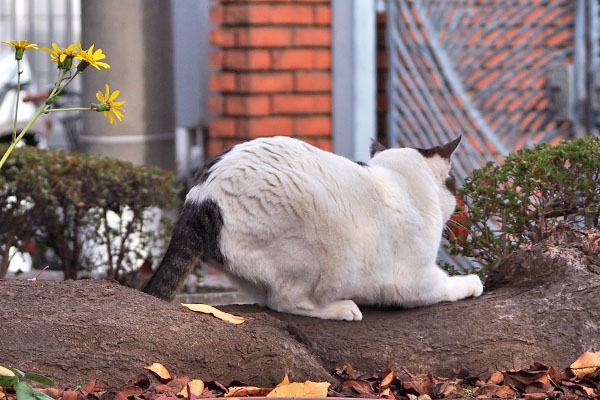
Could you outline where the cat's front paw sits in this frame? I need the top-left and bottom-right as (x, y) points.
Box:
(336, 300), (363, 321)
(320, 300), (363, 321)
(447, 274), (484, 302)
(465, 274), (484, 298)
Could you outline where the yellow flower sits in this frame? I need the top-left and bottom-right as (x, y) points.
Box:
(42, 42), (77, 69)
(75, 40), (110, 72)
(75, 41), (110, 71)
(2, 39), (38, 50)
(95, 84), (125, 124)
(2, 40), (38, 60)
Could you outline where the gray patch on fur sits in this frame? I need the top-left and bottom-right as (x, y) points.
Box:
(192, 147), (232, 186)
(181, 199), (226, 264)
(445, 172), (457, 195)
(370, 140), (387, 157)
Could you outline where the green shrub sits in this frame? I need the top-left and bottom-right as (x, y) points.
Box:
(0, 148), (43, 278)
(447, 136), (600, 276)
(0, 145), (182, 280)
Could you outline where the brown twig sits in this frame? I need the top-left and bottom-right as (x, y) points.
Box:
(28, 265), (50, 281)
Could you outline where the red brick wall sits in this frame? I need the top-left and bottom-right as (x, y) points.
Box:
(208, 0), (332, 158)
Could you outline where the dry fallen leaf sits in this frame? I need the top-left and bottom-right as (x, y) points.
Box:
(61, 389), (80, 400)
(181, 303), (250, 325)
(340, 379), (375, 397)
(380, 370), (396, 389)
(38, 388), (61, 399)
(502, 368), (552, 393)
(225, 386), (272, 397)
(144, 362), (172, 382)
(276, 374), (290, 388)
(79, 379), (97, 396)
(403, 376), (434, 397)
(162, 377), (190, 394)
(487, 370), (503, 385)
(178, 379), (205, 398)
(0, 366), (15, 376)
(570, 350), (600, 379)
(267, 379), (331, 397)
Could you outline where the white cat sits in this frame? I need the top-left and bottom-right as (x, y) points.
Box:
(144, 136), (483, 320)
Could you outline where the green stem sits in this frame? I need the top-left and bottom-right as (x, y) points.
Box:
(12, 59), (21, 142)
(44, 107), (92, 113)
(0, 105), (46, 169)
(0, 69), (65, 170)
(54, 70), (79, 98)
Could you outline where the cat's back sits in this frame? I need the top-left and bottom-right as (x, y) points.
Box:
(195, 137), (352, 192)
(218, 136), (334, 172)
(187, 137), (364, 216)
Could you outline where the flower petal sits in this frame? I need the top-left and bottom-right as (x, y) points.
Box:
(109, 89), (120, 101)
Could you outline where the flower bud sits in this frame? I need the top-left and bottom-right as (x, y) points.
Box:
(15, 48), (24, 60)
(77, 60), (89, 72)
(60, 56), (73, 71)
(91, 102), (110, 112)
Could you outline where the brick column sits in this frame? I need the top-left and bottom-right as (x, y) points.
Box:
(208, 0), (332, 158)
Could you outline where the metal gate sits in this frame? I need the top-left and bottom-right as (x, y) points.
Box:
(0, 0), (81, 91)
(386, 0), (600, 268)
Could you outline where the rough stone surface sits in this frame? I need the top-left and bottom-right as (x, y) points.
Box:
(1, 226), (599, 389)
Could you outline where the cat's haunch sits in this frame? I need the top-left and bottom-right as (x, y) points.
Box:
(144, 136), (483, 321)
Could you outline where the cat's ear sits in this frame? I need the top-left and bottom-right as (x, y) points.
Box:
(416, 136), (461, 159)
(439, 136), (461, 158)
(370, 140), (387, 157)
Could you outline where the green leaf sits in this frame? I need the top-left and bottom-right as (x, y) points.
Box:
(23, 372), (54, 387)
(14, 381), (55, 400)
(0, 375), (19, 387)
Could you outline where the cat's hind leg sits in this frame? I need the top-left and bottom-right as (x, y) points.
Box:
(267, 296), (363, 321)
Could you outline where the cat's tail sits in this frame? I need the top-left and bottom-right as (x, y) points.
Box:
(143, 199), (225, 301)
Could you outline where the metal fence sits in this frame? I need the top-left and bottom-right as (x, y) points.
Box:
(0, 0), (81, 91)
(387, 0), (600, 269)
